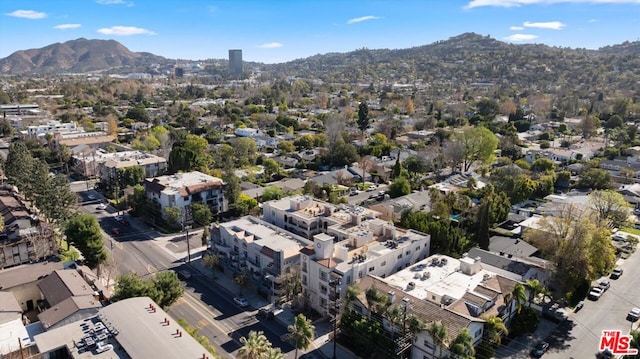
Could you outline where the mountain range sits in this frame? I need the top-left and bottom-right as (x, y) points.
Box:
(2, 34), (640, 89)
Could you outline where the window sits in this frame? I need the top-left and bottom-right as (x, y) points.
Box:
(369, 266), (375, 272)
(416, 245), (421, 250)
(320, 285), (328, 294)
(381, 261), (386, 267)
(358, 271), (363, 279)
(320, 271), (328, 281)
(346, 275), (352, 284)
(475, 329), (483, 338)
(302, 275), (307, 286)
(397, 254), (403, 259)
(406, 250), (411, 255)
(432, 295), (436, 300)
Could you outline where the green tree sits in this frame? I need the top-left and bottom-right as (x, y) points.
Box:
(223, 170), (241, 204)
(112, 273), (157, 302)
(357, 102), (370, 135)
(388, 177), (411, 198)
(524, 279), (549, 305)
(427, 321), (448, 359)
(238, 331), (271, 359)
(119, 166), (146, 187)
(191, 202), (213, 226)
(510, 283), (528, 314)
(277, 140), (295, 155)
(476, 97), (500, 119)
(64, 214), (107, 270)
(125, 105), (150, 123)
(262, 158), (280, 180)
(230, 193), (258, 216)
(261, 186), (284, 202)
(455, 126), (499, 172)
(589, 189), (630, 228)
(576, 168), (611, 190)
(531, 158), (555, 173)
(483, 315), (508, 345)
(450, 328), (475, 359)
(5, 141), (35, 195)
(287, 314), (315, 359)
(164, 206), (182, 227)
(153, 271), (185, 308)
(203, 252), (220, 279)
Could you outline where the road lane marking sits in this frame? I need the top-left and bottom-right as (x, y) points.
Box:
(180, 291), (233, 334)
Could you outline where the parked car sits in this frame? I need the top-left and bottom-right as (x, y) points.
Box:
(110, 227), (121, 236)
(233, 296), (249, 307)
(598, 280), (611, 292)
(627, 307), (640, 322)
(588, 286), (604, 300)
(531, 341), (549, 358)
(114, 215), (124, 221)
(612, 234), (627, 242)
(349, 188), (359, 196)
(611, 268), (624, 279)
(366, 185), (377, 192)
(96, 203), (107, 210)
(87, 194), (96, 200)
(177, 270), (192, 280)
(258, 308), (275, 320)
(574, 301), (584, 312)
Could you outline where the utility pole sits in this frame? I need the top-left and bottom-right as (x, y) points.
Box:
(329, 277), (341, 359)
(182, 206), (193, 263)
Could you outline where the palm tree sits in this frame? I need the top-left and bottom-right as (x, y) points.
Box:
(263, 347), (285, 359)
(511, 282), (528, 314)
(483, 315), (508, 345)
(344, 284), (361, 313)
(365, 286), (388, 314)
(237, 331), (271, 359)
(524, 279), (550, 305)
(427, 321), (448, 359)
(450, 328), (475, 359)
(288, 313), (315, 359)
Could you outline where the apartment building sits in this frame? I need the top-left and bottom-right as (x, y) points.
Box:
(72, 148), (166, 180)
(213, 216), (312, 301)
(144, 171), (225, 218)
(262, 196), (430, 315)
(0, 186), (56, 269)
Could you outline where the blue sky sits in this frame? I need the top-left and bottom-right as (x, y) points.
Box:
(1, 0), (639, 64)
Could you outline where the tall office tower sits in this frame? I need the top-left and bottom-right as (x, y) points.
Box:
(228, 49), (243, 77)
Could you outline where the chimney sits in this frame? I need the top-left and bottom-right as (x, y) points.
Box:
(388, 291), (396, 304)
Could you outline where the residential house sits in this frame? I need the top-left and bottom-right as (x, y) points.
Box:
(144, 171), (225, 219)
(0, 186), (56, 269)
(0, 259), (66, 312)
(72, 148), (167, 180)
(37, 270), (103, 329)
(368, 190), (432, 222)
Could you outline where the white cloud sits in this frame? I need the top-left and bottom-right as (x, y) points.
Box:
(466, 0), (640, 9)
(347, 15), (381, 24)
(54, 23), (81, 30)
(96, 0), (134, 6)
(510, 26), (525, 30)
(258, 42), (283, 49)
(524, 21), (566, 29)
(5, 10), (46, 19)
(588, 18), (600, 22)
(97, 26), (155, 36)
(504, 33), (539, 41)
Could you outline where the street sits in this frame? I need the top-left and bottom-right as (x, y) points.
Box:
(71, 181), (296, 358)
(543, 247), (640, 359)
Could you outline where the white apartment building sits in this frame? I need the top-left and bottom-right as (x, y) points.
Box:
(144, 171), (225, 218)
(262, 196), (430, 315)
(213, 216), (312, 301)
(72, 148), (166, 180)
(234, 127), (263, 137)
(24, 120), (79, 137)
(378, 253), (520, 358)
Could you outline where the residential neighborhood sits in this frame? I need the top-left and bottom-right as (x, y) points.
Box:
(2, 23), (640, 359)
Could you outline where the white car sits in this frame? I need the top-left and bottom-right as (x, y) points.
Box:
(612, 234), (627, 242)
(96, 203), (107, 210)
(233, 296), (249, 307)
(628, 307), (640, 321)
(588, 286), (604, 300)
(114, 215), (124, 221)
(87, 194), (96, 200)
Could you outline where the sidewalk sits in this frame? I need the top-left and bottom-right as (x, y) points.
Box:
(159, 237), (360, 358)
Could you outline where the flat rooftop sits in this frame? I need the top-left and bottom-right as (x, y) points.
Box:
(382, 255), (496, 303)
(35, 297), (210, 359)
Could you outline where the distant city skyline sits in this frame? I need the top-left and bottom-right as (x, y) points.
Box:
(1, 0), (639, 64)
